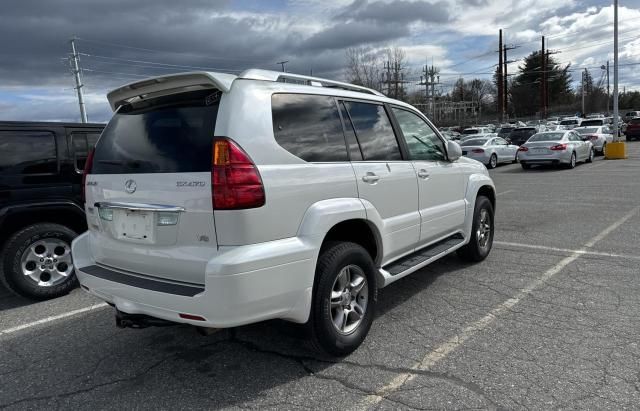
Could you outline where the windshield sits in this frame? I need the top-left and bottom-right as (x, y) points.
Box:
(576, 128), (599, 134)
(528, 133), (565, 142)
(460, 138), (489, 146)
(462, 129), (479, 135)
(580, 120), (603, 126)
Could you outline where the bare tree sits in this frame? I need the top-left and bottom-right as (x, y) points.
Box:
(345, 47), (382, 91)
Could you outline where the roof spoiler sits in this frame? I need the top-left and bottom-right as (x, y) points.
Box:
(106, 71), (237, 111)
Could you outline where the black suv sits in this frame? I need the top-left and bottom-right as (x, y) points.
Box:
(0, 121), (104, 299)
(508, 127), (538, 146)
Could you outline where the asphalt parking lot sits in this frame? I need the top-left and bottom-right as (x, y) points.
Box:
(1, 142), (639, 410)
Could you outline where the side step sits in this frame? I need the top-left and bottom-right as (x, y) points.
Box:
(383, 233), (465, 276)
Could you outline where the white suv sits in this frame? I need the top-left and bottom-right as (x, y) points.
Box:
(72, 69), (496, 355)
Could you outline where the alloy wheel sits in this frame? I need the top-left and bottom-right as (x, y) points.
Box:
(20, 238), (73, 287)
(476, 208), (491, 250)
(330, 265), (369, 335)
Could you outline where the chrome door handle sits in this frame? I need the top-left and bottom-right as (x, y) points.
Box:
(362, 173), (380, 184)
(417, 169), (430, 179)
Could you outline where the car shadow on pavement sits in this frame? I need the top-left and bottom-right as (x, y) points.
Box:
(0, 285), (37, 311)
(1, 256), (469, 409)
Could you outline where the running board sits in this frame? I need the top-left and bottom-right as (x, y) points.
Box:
(380, 233), (465, 286)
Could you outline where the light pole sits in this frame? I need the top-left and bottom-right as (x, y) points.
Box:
(612, 0), (619, 141)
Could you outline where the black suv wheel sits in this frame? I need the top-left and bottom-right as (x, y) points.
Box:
(1, 223), (78, 300)
(309, 242), (377, 356)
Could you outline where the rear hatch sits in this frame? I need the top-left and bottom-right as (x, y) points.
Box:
(85, 88), (221, 286)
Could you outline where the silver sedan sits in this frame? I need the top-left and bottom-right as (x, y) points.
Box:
(574, 126), (614, 155)
(460, 136), (519, 169)
(518, 130), (594, 170)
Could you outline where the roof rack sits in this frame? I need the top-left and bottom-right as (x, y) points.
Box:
(238, 69), (385, 97)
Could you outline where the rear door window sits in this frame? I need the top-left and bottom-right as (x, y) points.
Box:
(271, 94), (348, 162)
(342, 101), (401, 161)
(0, 130), (57, 174)
(71, 131), (101, 172)
(92, 89), (219, 174)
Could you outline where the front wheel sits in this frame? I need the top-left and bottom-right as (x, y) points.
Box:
(457, 196), (494, 262)
(1, 223), (78, 300)
(309, 242), (377, 356)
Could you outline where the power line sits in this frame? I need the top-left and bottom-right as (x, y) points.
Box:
(74, 36), (270, 64)
(78, 53), (243, 73)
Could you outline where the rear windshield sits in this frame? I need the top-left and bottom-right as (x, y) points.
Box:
(460, 138), (489, 146)
(498, 127), (514, 133)
(560, 119), (578, 125)
(510, 129), (536, 138)
(92, 89), (219, 174)
(576, 127), (599, 134)
(461, 129), (479, 134)
(580, 120), (603, 126)
(529, 133), (564, 142)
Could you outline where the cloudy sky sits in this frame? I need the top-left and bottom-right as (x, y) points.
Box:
(0, 0), (638, 123)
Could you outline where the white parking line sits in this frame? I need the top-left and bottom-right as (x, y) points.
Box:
(496, 189), (514, 196)
(354, 205), (640, 410)
(0, 302), (109, 337)
(494, 241), (640, 260)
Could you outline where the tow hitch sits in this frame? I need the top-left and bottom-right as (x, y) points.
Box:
(115, 310), (176, 329)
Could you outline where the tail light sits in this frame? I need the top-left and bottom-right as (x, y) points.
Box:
(81, 148), (95, 203)
(471, 148), (485, 153)
(550, 143), (567, 151)
(517, 146), (529, 152)
(212, 137), (265, 210)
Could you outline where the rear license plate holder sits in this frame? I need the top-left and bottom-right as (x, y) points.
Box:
(114, 210), (154, 242)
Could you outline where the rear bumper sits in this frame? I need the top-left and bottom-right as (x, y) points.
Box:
(72, 232), (317, 328)
(518, 151), (571, 164)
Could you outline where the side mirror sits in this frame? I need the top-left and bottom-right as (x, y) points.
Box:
(447, 140), (462, 162)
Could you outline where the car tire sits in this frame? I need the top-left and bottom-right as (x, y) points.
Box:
(309, 241), (377, 356)
(567, 152), (577, 169)
(601, 143), (607, 156)
(586, 148), (594, 163)
(521, 163), (531, 170)
(1, 223), (78, 300)
(457, 196), (494, 262)
(487, 154), (498, 169)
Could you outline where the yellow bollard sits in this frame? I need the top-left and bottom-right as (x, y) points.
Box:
(605, 141), (627, 159)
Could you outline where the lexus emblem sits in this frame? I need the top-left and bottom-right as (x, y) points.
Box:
(124, 179), (137, 194)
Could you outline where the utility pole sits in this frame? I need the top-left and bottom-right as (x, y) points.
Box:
(503, 45), (508, 118)
(69, 38), (87, 123)
(581, 68), (586, 116)
(420, 63), (440, 118)
(540, 36), (546, 119)
(276, 60), (289, 72)
(498, 29), (503, 122)
(601, 61), (610, 116)
(613, 0), (620, 142)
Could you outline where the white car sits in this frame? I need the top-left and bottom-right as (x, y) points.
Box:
(461, 127), (492, 136)
(517, 130), (594, 169)
(460, 136), (519, 169)
(72, 69), (496, 355)
(574, 126), (614, 155)
(558, 117), (582, 130)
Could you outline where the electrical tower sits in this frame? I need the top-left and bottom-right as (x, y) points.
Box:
(418, 63), (440, 119)
(69, 38), (88, 123)
(382, 61), (408, 100)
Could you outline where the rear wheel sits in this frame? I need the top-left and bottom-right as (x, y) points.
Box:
(487, 154), (498, 169)
(309, 242), (377, 356)
(601, 143), (607, 156)
(567, 152), (577, 169)
(457, 196), (494, 262)
(1, 223), (78, 300)
(521, 163), (531, 170)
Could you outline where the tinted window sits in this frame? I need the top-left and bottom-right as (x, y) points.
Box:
(271, 94), (348, 162)
(630, 118), (640, 125)
(460, 138), (489, 146)
(529, 133), (565, 142)
(462, 129), (479, 135)
(93, 89), (219, 174)
(392, 108), (446, 161)
(580, 119), (604, 127)
(0, 131), (57, 174)
(71, 131), (101, 172)
(343, 101), (401, 161)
